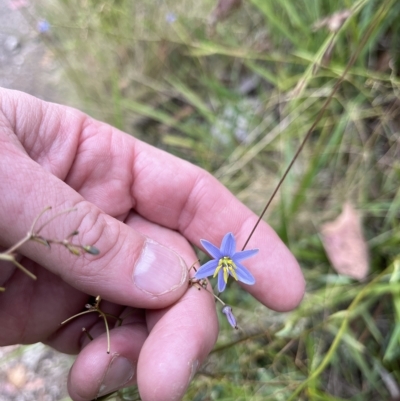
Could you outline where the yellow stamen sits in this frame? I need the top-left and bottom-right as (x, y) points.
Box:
(214, 257), (238, 284)
(213, 261), (223, 278)
(229, 268), (238, 281)
(223, 267), (229, 283)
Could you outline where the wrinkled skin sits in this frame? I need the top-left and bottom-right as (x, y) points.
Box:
(0, 88), (305, 401)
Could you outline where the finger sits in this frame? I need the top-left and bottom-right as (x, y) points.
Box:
(138, 282), (218, 401)
(67, 323), (148, 401)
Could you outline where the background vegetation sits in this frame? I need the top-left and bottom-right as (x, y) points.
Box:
(17, 0), (400, 399)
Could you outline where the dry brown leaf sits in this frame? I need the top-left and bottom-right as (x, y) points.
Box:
(321, 203), (369, 281)
(313, 9), (352, 32)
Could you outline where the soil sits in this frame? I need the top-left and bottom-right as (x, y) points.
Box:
(0, 2), (76, 400)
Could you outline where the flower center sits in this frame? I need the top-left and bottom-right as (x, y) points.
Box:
(213, 256), (238, 284)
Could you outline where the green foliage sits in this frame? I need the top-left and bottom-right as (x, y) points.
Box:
(29, 0), (400, 399)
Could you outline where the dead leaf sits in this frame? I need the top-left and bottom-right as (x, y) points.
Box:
(313, 9), (352, 33)
(310, 9), (352, 73)
(321, 203), (369, 281)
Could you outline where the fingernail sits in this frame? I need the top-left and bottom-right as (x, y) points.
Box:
(133, 239), (187, 295)
(97, 356), (135, 397)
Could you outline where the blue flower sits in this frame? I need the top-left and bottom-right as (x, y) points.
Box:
(165, 12), (176, 24)
(37, 20), (50, 33)
(222, 305), (238, 329)
(194, 232), (258, 292)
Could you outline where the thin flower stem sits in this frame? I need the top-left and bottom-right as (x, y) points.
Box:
(30, 206), (52, 233)
(241, 1), (387, 251)
(4, 206), (75, 255)
(60, 309), (97, 325)
(98, 311), (111, 354)
(61, 296), (120, 354)
(188, 260), (200, 273)
(10, 259), (37, 281)
(0, 254), (37, 280)
(62, 309), (111, 353)
(82, 328), (94, 341)
(211, 292), (226, 306)
(104, 313), (123, 327)
(191, 278), (226, 306)
(4, 233), (32, 255)
(35, 207), (77, 234)
(2, 207), (95, 285)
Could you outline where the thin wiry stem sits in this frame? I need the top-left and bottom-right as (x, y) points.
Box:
(29, 206), (53, 233)
(104, 313), (123, 327)
(35, 207), (77, 234)
(61, 309), (111, 353)
(0, 254), (37, 281)
(189, 261), (228, 306)
(2, 207), (99, 287)
(98, 310), (111, 354)
(82, 328), (93, 341)
(60, 309), (98, 325)
(5, 206), (54, 255)
(241, 1), (388, 251)
(61, 296), (121, 354)
(5, 233), (33, 256)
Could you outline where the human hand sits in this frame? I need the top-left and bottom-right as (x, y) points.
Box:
(0, 88), (305, 401)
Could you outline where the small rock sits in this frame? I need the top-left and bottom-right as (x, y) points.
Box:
(4, 35), (20, 53)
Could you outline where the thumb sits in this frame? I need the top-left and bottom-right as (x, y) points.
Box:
(0, 149), (188, 309)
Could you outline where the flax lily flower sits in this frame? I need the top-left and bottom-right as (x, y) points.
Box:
(194, 232), (258, 292)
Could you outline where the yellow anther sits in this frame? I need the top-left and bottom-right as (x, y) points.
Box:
(223, 267), (229, 283)
(213, 257), (239, 284)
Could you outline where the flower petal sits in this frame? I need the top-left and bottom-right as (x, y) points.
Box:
(220, 232), (236, 257)
(194, 259), (219, 279)
(232, 248), (259, 262)
(222, 305), (238, 329)
(235, 261), (256, 285)
(218, 270), (227, 292)
(200, 239), (222, 259)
